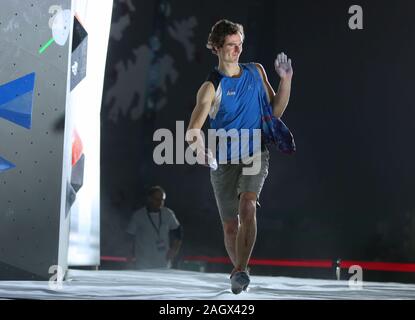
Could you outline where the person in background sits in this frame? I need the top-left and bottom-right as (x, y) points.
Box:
(127, 186), (183, 269)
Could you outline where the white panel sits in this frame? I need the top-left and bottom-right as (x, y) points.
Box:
(67, 0), (113, 266)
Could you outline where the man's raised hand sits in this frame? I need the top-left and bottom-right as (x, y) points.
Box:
(275, 52), (293, 79)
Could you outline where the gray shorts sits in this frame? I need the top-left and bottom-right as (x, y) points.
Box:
(210, 149), (270, 222)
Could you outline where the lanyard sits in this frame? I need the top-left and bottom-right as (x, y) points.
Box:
(146, 209), (162, 238)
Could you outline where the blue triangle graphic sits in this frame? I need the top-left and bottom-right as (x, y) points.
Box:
(0, 91), (33, 129)
(0, 73), (35, 129)
(0, 156), (15, 173)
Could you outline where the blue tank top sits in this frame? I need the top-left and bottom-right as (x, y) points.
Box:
(206, 63), (267, 162)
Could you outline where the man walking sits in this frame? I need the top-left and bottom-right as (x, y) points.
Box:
(186, 19), (294, 294)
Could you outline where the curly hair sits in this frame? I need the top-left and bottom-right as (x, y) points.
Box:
(206, 19), (244, 55)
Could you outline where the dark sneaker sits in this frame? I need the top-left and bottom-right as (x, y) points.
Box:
(230, 271), (250, 294)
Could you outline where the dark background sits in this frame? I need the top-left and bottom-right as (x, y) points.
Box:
(99, 0), (415, 281)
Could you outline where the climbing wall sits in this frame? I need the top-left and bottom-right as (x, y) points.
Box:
(0, 0), (112, 279)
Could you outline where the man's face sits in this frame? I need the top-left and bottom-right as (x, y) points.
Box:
(147, 191), (166, 210)
(216, 33), (243, 63)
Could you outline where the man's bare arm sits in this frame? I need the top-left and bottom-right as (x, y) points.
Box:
(187, 81), (215, 132)
(185, 82), (216, 166)
(255, 53), (293, 118)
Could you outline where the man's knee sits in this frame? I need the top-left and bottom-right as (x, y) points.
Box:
(223, 218), (238, 237)
(239, 192), (257, 222)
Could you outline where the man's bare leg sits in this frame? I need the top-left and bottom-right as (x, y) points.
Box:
(235, 192), (257, 271)
(223, 218), (239, 267)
